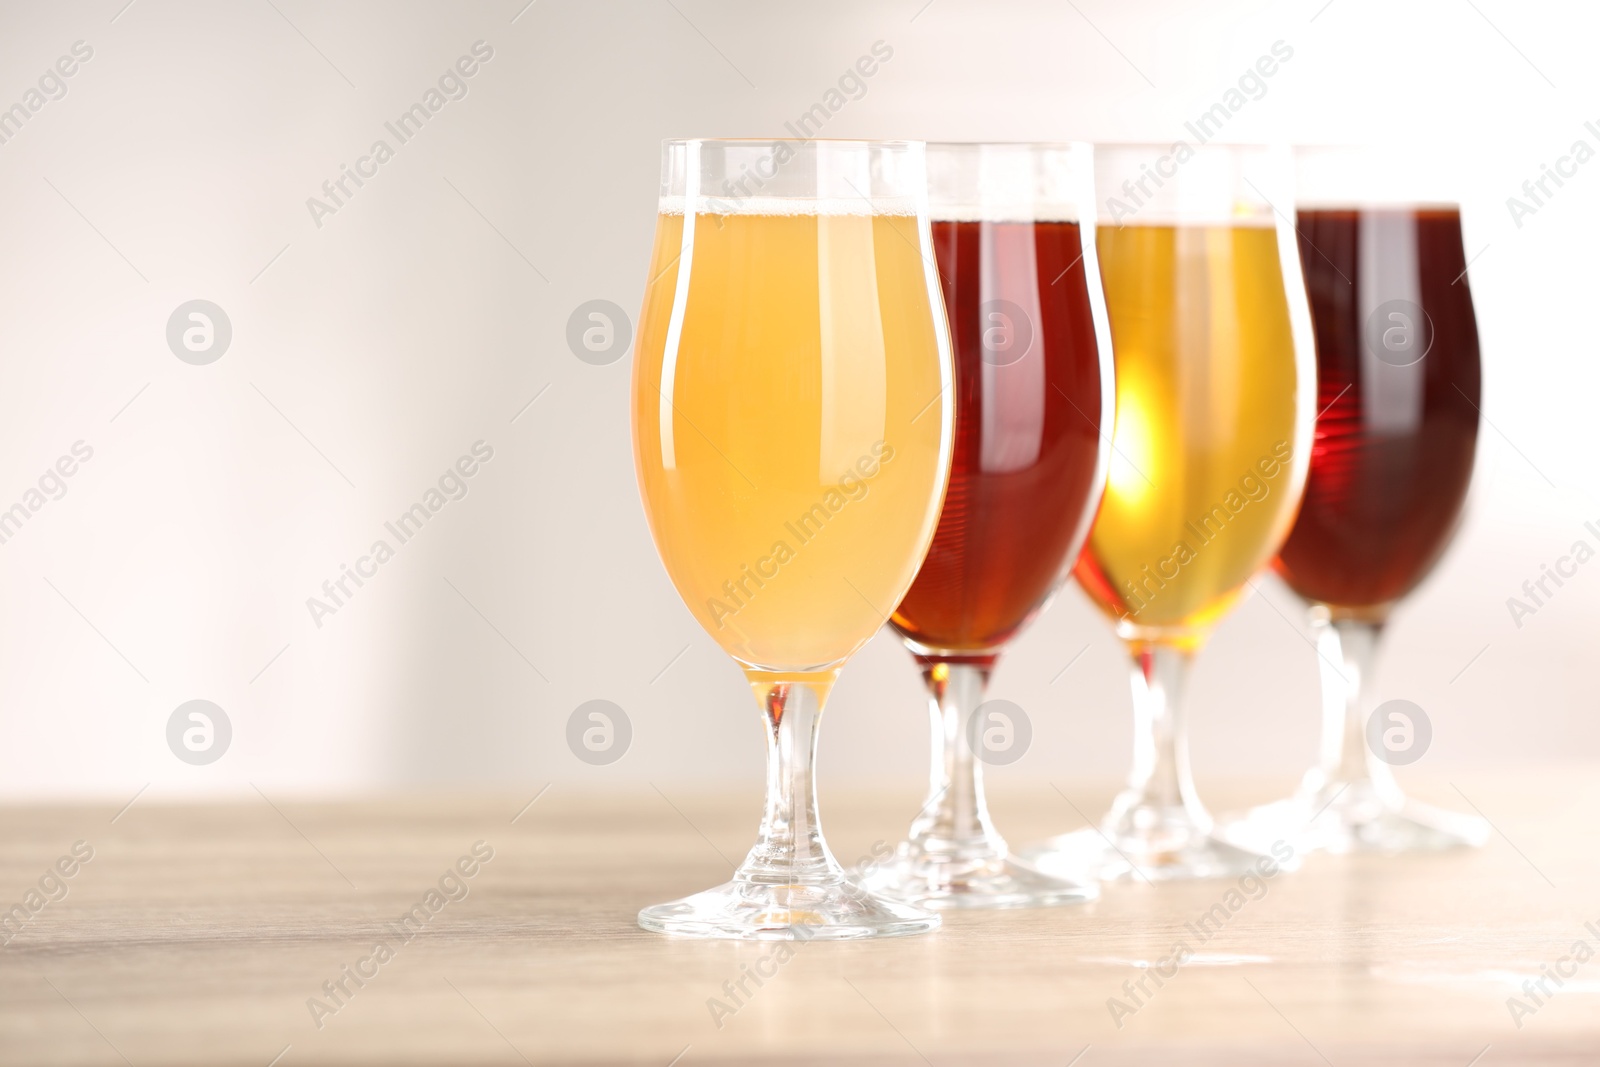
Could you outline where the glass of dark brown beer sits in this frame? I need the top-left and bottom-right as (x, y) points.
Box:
(1223, 146), (1489, 854)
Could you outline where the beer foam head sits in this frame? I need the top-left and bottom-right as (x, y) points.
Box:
(659, 139), (927, 217)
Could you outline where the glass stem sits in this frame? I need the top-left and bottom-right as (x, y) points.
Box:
(739, 672), (844, 886)
(1108, 643), (1211, 832)
(1311, 617), (1400, 800)
(905, 657), (1005, 862)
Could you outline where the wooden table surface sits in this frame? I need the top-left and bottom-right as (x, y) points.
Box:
(1, 772), (1595, 1066)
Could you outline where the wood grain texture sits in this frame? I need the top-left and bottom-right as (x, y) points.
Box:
(0, 772), (1595, 1065)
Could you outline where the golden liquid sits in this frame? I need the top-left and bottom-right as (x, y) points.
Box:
(633, 210), (951, 672)
(1075, 224), (1307, 649)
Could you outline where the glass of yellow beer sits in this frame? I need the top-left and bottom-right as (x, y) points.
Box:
(632, 139), (953, 937)
(1019, 143), (1318, 881)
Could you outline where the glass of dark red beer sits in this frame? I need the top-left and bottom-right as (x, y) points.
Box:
(863, 143), (1113, 908)
(1224, 146), (1490, 853)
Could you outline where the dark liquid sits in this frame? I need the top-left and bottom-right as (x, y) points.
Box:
(891, 219), (1107, 653)
(1274, 208), (1481, 611)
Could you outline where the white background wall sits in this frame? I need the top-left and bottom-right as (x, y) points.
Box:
(0, 0), (1594, 799)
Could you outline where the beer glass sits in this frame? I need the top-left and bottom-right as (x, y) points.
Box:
(1223, 146), (1488, 854)
(865, 143), (1113, 908)
(632, 139), (954, 937)
(1021, 144), (1317, 881)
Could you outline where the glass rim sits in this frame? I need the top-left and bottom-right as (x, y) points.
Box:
(1292, 143), (1466, 208)
(661, 137), (923, 149)
(1094, 140), (1288, 152)
(1296, 199), (1465, 210)
(926, 140), (1092, 150)
(658, 137), (929, 214)
(924, 141), (1096, 223)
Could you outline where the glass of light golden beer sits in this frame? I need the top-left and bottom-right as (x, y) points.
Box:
(632, 139), (953, 938)
(1020, 143), (1317, 881)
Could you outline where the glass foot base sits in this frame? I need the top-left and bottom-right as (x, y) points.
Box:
(862, 849), (1098, 909)
(637, 876), (941, 940)
(1222, 781), (1490, 855)
(1018, 825), (1284, 883)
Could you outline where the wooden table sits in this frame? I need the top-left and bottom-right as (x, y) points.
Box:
(1, 772), (1595, 1065)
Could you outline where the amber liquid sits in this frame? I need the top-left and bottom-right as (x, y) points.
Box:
(1273, 208), (1480, 612)
(1074, 224), (1308, 648)
(889, 220), (1108, 654)
(633, 210), (951, 672)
